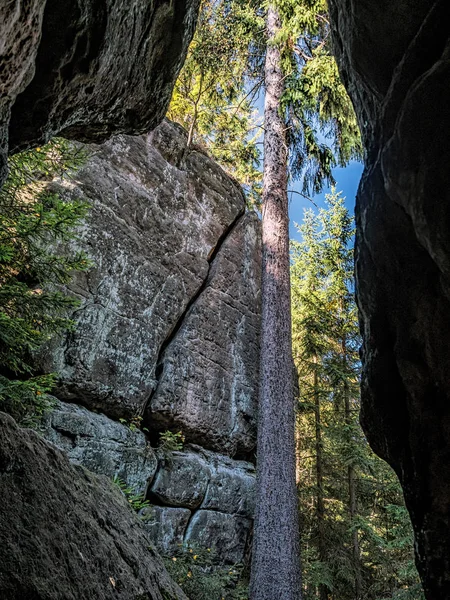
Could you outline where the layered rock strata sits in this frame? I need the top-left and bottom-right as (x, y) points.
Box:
(41, 400), (256, 564)
(329, 1), (450, 596)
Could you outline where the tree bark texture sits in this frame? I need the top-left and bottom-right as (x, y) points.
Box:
(250, 7), (302, 600)
(344, 377), (362, 600)
(313, 358), (329, 600)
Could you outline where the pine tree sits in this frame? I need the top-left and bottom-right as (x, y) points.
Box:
(167, 0), (264, 204)
(251, 1), (361, 597)
(0, 140), (90, 424)
(250, 6), (302, 600)
(291, 191), (424, 600)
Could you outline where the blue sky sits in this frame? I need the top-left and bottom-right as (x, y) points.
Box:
(253, 92), (364, 240)
(288, 160), (364, 240)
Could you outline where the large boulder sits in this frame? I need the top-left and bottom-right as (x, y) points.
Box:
(38, 120), (252, 425)
(329, 1), (450, 597)
(0, 0), (199, 183)
(147, 211), (261, 456)
(0, 411), (186, 600)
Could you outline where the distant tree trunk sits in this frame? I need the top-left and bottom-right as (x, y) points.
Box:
(250, 6), (302, 600)
(313, 355), (328, 600)
(343, 371), (362, 600)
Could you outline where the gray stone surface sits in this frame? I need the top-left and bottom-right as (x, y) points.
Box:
(200, 451), (255, 518)
(150, 452), (211, 509)
(141, 506), (192, 555)
(40, 399), (157, 495)
(329, 1), (450, 596)
(148, 211), (261, 456)
(37, 120), (247, 420)
(184, 510), (252, 565)
(4, 0), (199, 153)
(0, 411), (186, 600)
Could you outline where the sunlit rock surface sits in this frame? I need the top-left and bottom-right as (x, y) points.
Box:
(37, 121), (260, 439)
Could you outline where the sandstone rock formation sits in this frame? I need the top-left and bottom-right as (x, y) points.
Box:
(147, 211), (261, 456)
(146, 448), (256, 563)
(34, 120), (261, 565)
(329, 1), (450, 597)
(40, 399), (158, 496)
(0, 0), (199, 184)
(40, 400), (256, 564)
(0, 411), (187, 600)
(38, 120), (261, 457)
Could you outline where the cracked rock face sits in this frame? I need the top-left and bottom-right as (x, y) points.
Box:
(147, 211), (261, 456)
(40, 398), (158, 496)
(329, 1), (450, 596)
(0, 0), (199, 184)
(38, 401), (256, 563)
(0, 412), (186, 600)
(38, 120), (255, 429)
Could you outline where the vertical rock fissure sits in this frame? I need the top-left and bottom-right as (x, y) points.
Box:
(143, 207), (247, 415)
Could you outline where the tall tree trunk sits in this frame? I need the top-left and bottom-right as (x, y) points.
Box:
(250, 7), (302, 600)
(313, 356), (328, 600)
(344, 377), (362, 600)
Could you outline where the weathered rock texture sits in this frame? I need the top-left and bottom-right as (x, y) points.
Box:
(0, 0), (46, 183)
(146, 447), (255, 563)
(0, 411), (187, 600)
(41, 399), (158, 495)
(39, 400), (256, 563)
(38, 120), (260, 456)
(0, 0), (199, 183)
(329, 1), (450, 597)
(147, 211), (261, 456)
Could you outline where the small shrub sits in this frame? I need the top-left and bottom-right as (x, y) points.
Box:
(163, 543), (249, 600)
(158, 430), (185, 452)
(113, 476), (150, 512)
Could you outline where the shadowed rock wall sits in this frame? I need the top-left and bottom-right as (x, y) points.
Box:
(0, 411), (187, 600)
(0, 0), (199, 183)
(329, 1), (450, 596)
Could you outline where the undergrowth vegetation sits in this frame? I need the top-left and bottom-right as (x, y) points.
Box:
(0, 140), (90, 425)
(163, 543), (249, 600)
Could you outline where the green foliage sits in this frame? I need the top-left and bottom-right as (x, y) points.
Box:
(274, 0), (363, 194)
(169, 0), (361, 203)
(112, 476), (150, 512)
(168, 0), (264, 205)
(163, 543), (248, 600)
(291, 192), (424, 600)
(158, 430), (185, 453)
(0, 139), (90, 424)
(119, 415), (148, 433)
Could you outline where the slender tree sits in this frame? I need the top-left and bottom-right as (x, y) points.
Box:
(250, 6), (302, 600)
(292, 193), (424, 600)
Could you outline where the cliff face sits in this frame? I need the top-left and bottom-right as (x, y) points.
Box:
(36, 120), (261, 565)
(0, 0), (199, 182)
(329, 1), (450, 597)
